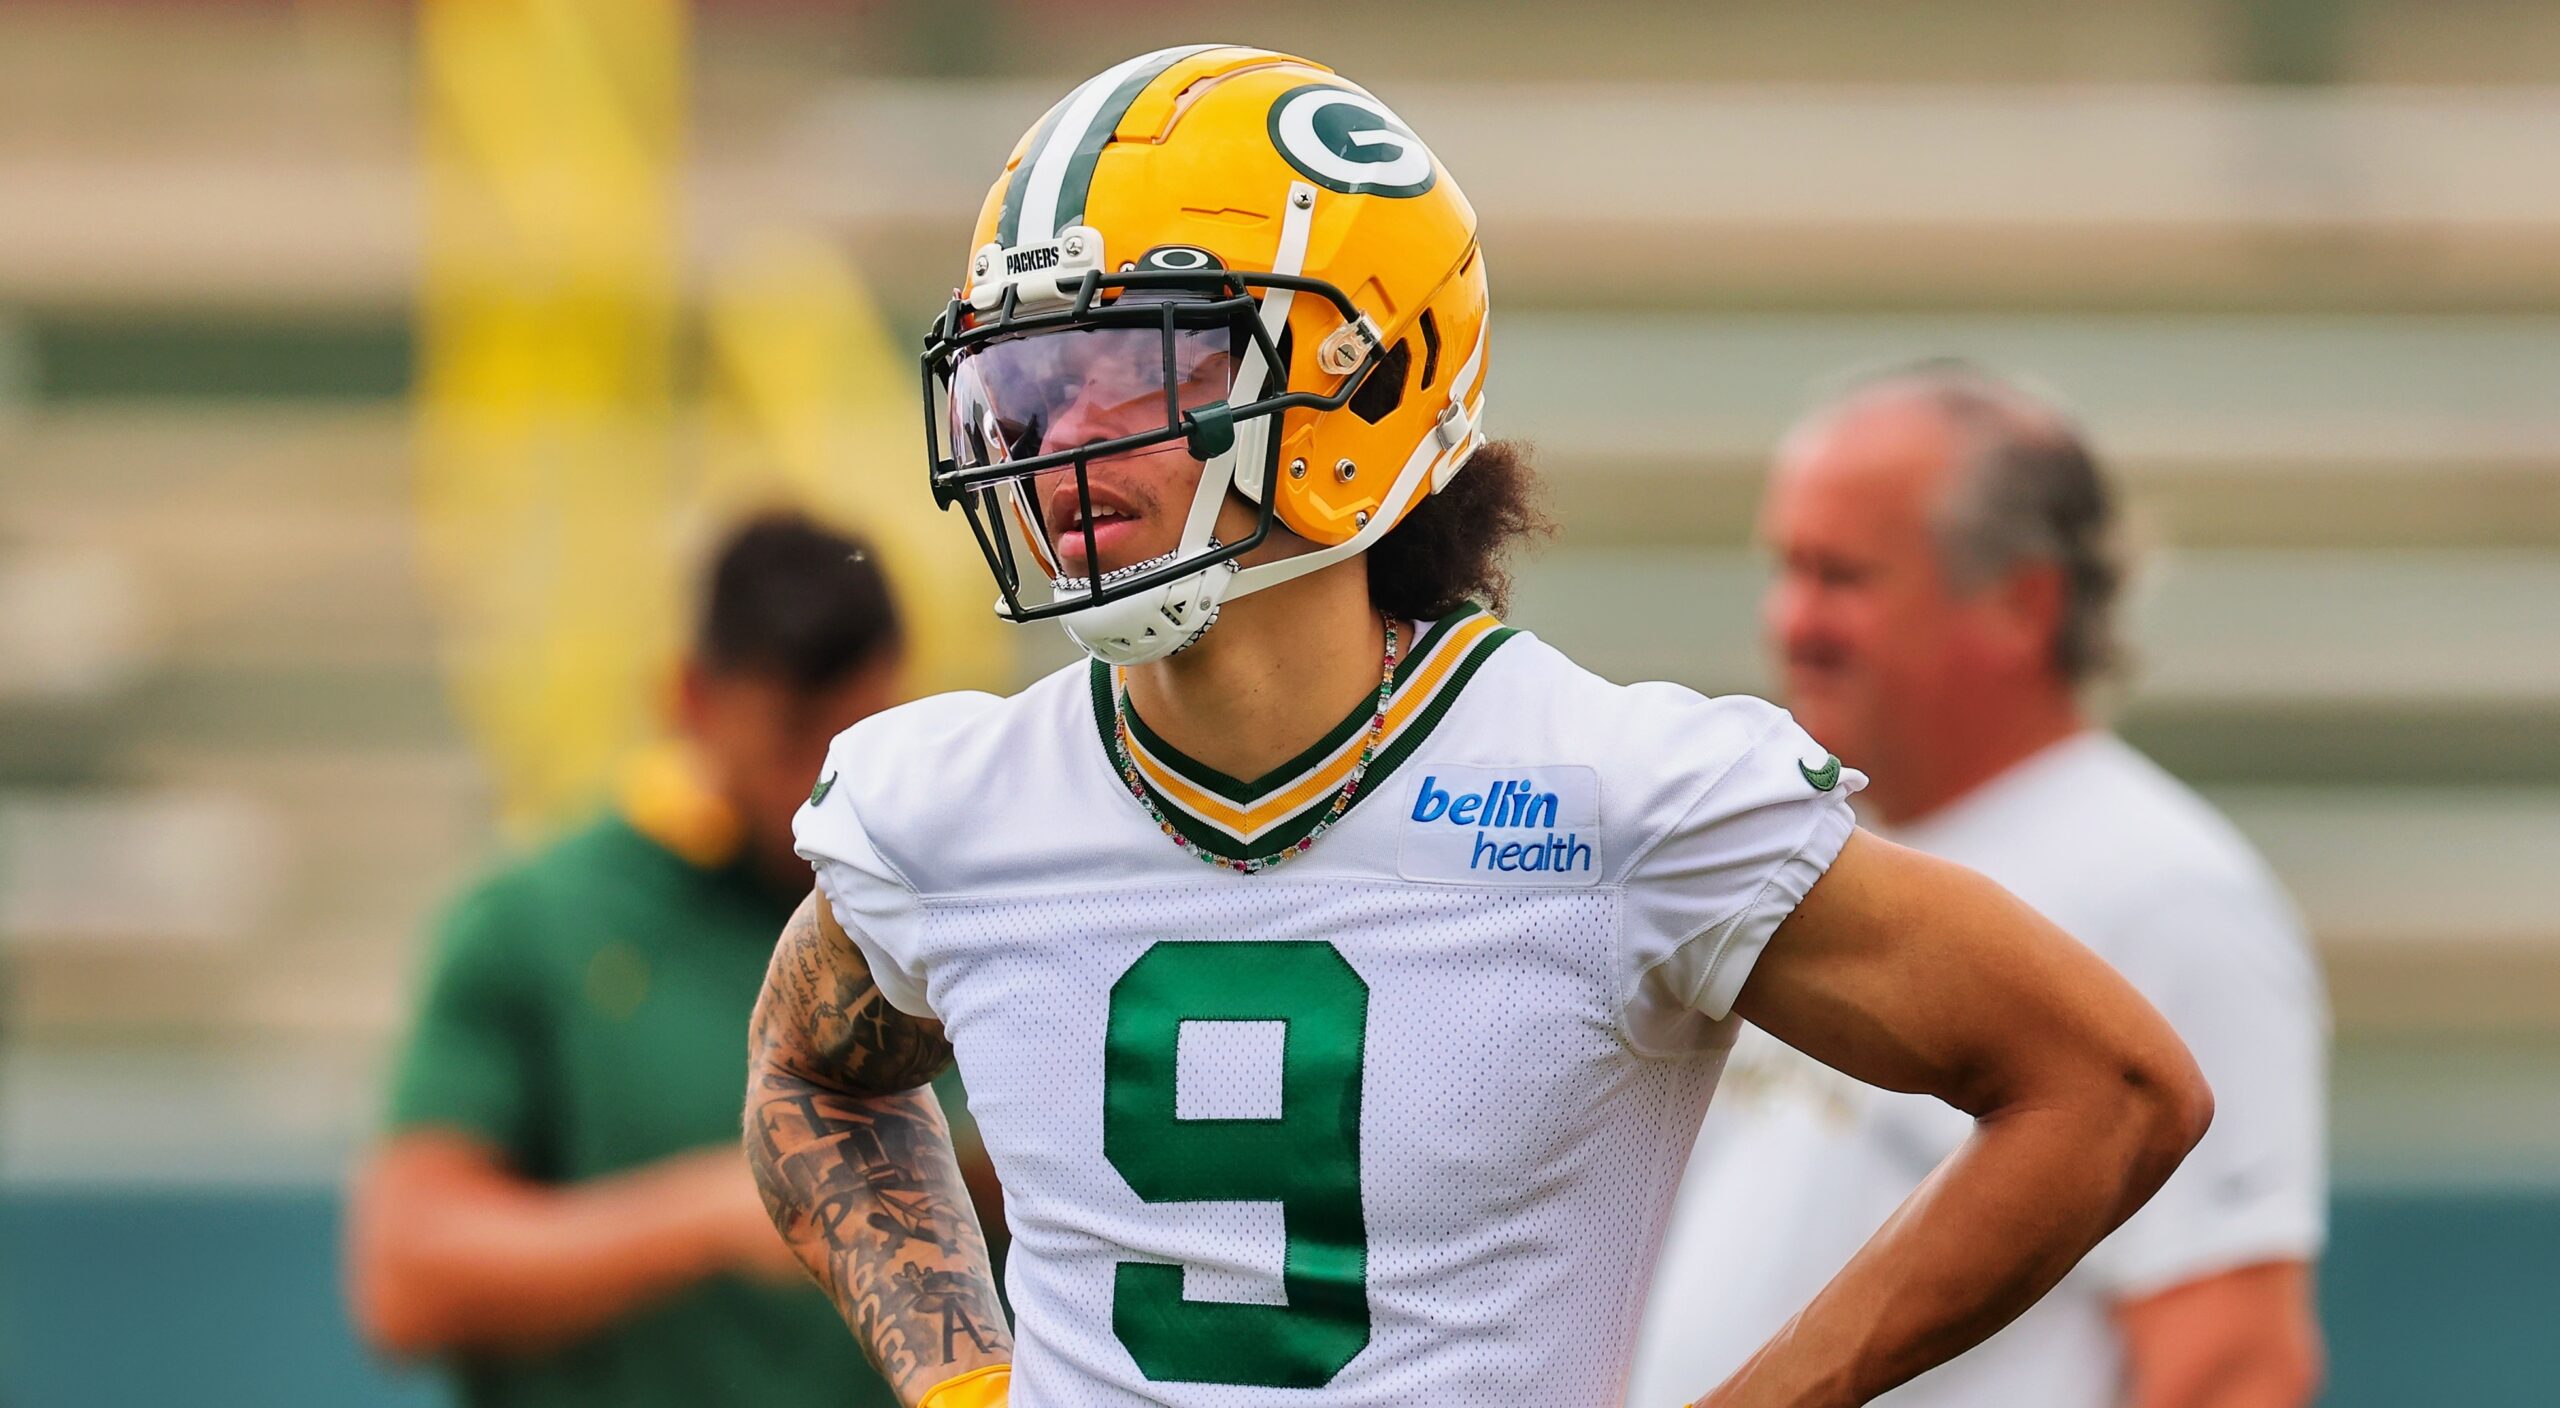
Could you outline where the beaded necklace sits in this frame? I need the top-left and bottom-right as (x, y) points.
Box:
(1108, 615), (1400, 874)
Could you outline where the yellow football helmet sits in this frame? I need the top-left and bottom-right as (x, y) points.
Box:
(922, 45), (1490, 664)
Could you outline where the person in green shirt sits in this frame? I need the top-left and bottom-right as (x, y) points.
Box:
(349, 512), (918, 1408)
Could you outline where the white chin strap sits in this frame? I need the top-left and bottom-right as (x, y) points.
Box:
(1053, 181), (1489, 666)
(1055, 548), (1239, 666)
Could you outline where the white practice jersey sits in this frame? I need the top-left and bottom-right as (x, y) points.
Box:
(794, 608), (1863, 1408)
(1628, 731), (2327, 1408)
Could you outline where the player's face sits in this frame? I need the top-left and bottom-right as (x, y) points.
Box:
(1035, 332), (1236, 579)
(1758, 398), (1996, 764)
(946, 320), (1239, 582)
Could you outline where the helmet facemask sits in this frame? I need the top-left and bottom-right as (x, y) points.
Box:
(923, 245), (1392, 664)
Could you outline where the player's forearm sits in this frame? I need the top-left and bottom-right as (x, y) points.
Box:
(746, 1068), (1012, 1403)
(1699, 1086), (2207, 1408)
(747, 892), (1011, 1402)
(351, 1146), (739, 1356)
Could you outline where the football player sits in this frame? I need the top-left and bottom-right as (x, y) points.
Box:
(746, 47), (2211, 1408)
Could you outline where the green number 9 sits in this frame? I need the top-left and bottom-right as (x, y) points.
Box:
(1103, 940), (1372, 1386)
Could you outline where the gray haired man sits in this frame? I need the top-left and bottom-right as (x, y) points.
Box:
(1629, 364), (2329, 1408)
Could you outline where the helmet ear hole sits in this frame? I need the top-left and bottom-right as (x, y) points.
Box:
(1417, 311), (1442, 390)
(1347, 340), (1412, 425)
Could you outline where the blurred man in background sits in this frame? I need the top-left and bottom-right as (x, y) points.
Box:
(1629, 364), (2329, 1408)
(348, 512), (908, 1408)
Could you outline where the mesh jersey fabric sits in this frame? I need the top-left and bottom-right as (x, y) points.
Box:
(795, 624), (1863, 1408)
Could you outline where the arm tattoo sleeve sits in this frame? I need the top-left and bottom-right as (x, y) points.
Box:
(747, 894), (1012, 1400)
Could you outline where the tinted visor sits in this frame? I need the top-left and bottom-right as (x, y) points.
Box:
(945, 320), (1242, 476)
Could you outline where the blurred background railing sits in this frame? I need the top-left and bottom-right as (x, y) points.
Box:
(2, 2), (2555, 1405)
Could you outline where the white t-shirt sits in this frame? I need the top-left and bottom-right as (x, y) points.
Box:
(1626, 731), (2327, 1408)
(794, 607), (1866, 1408)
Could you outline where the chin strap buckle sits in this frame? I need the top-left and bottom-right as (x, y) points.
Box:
(1430, 399), (1478, 489)
(1432, 399), (1474, 452)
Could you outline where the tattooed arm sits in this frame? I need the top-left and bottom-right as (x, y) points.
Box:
(747, 892), (1012, 1404)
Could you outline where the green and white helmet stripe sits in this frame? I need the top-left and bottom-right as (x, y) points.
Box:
(999, 44), (1222, 248)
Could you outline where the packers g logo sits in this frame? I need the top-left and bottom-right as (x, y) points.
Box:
(1266, 84), (1438, 199)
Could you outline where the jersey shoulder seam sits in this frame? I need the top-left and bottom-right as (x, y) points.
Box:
(1611, 706), (1811, 1054)
(1614, 703), (1799, 886)
(827, 670), (1087, 897)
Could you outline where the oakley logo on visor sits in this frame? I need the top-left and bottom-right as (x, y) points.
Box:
(1134, 245), (1223, 273)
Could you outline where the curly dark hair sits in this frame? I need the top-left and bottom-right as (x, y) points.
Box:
(1364, 439), (1555, 621)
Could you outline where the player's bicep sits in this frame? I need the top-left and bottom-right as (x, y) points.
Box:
(1734, 829), (2194, 1118)
(752, 891), (952, 1097)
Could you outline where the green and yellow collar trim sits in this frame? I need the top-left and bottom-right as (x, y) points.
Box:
(1087, 604), (1517, 862)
